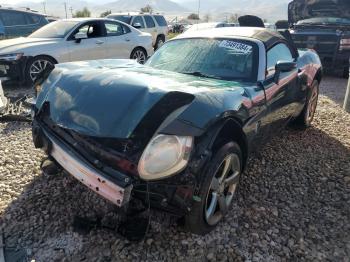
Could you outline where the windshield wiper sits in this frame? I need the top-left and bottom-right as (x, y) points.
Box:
(180, 71), (223, 80)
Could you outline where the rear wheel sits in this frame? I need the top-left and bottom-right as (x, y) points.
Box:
(154, 35), (165, 50)
(343, 67), (349, 79)
(293, 80), (319, 127)
(25, 56), (55, 85)
(130, 48), (147, 64)
(185, 142), (242, 235)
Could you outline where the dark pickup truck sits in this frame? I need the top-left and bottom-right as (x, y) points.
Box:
(289, 0), (350, 77)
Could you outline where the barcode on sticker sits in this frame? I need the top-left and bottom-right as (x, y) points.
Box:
(219, 40), (253, 54)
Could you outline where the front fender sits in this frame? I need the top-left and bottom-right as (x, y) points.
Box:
(169, 90), (251, 136)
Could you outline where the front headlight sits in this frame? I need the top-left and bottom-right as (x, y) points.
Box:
(138, 134), (193, 180)
(0, 53), (24, 61)
(340, 38), (350, 51)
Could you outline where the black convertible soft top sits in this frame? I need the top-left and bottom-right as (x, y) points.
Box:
(246, 28), (299, 58)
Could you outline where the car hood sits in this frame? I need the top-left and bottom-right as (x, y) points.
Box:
(0, 37), (60, 54)
(35, 59), (248, 139)
(288, 0), (350, 25)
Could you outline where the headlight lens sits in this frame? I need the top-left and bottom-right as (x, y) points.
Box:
(340, 38), (350, 51)
(0, 53), (24, 61)
(138, 134), (193, 180)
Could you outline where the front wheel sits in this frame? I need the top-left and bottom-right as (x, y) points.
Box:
(293, 80), (319, 127)
(25, 56), (55, 85)
(130, 48), (147, 64)
(185, 142), (242, 235)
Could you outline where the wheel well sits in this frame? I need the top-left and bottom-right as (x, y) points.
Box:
(31, 55), (58, 64)
(210, 118), (248, 170)
(131, 46), (147, 57)
(314, 69), (322, 84)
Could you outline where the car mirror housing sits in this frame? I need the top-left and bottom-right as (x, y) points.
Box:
(274, 61), (297, 83)
(132, 23), (142, 29)
(74, 32), (88, 43)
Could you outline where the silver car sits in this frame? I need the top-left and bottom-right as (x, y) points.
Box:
(0, 18), (153, 84)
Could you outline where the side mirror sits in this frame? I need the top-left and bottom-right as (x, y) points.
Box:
(132, 23), (142, 29)
(74, 32), (87, 43)
(274, 61), (297, 83)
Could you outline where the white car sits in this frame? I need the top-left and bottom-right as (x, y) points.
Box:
(0, 18), (153, 84)
(107, 13), (168, 49)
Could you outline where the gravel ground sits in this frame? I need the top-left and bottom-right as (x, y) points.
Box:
(0, 77), (349, 261)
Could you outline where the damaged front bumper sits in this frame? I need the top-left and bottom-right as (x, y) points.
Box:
(0, 56), (29, 83)
(33, 120), (133, 207)
(32, 118), (198, 214)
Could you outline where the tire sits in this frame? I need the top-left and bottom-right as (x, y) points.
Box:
(130, 48), (147, 64)
(154, 35), (165, 50)
(293, 80), (319, 128)
(343, 67), (349, 79)
(184, 141), (242, 235)
(25, 56), (56, 86)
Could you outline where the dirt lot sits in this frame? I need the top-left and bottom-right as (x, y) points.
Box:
(0, 77), (349, 261)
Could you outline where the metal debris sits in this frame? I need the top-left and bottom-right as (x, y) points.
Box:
(0, 95), (34, 122)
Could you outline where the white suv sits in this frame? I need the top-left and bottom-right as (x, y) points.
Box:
(107, 13), (168, 49)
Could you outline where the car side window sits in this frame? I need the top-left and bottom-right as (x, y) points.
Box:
(132, 16), (145, 28)
(26, 14), (41, 24)
(75, 22), (104, 38)
(144, 15), (155, 28)
(0, 10), (27, 26)
(105, 22), (125, 36)
(153, 15), (167, 26)
(266, 43), (293, 75)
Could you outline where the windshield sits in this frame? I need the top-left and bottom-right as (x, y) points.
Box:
(29, 20), (79, 38)
(297, 17), (350, 26)
(146, 38), (258, 82)
(107, 15), (132, 24)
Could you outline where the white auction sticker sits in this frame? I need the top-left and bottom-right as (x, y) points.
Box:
(219, 40), (253, 54)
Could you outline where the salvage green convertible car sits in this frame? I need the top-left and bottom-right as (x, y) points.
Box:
(32, 27), (322, 234)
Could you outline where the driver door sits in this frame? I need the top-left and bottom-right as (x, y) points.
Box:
(66, 21), (107, 61)
(261, 43), (300, 132)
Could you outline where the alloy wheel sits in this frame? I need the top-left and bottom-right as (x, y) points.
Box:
(29, 59), (53, 82)
(306, 83), (319, 124)
(205, 153), (241, 226)
(132, 50), (146, 64)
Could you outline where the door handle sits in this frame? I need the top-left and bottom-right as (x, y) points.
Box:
(95, 40), (104, 45)
(125, 38), (130, 42)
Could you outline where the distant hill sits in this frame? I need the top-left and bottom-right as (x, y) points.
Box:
(182, 0), (291, 22)
(7, 0), (291, 21)
(8, 0), (188, 17)
(99, 0), (188, 13)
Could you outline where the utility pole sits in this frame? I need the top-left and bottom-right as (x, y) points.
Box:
(344, 61), (350, 112)
(197, 0), (200, 20)
(42, 1), (46, 14)
(64, 2), (68, 19)
(69, 6), (73, 18)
